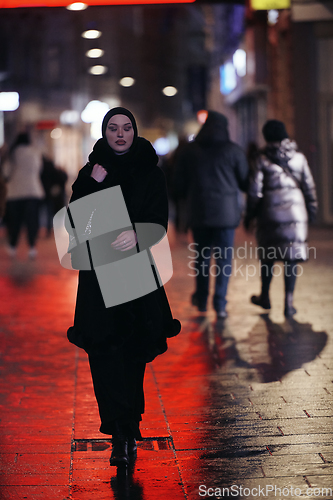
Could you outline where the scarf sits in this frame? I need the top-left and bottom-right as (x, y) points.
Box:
(87, 106), (158, 187)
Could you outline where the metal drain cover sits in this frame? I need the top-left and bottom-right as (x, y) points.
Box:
(72, 437), (172, 452)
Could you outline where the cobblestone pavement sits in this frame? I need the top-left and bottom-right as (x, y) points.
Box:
(0, 224), (332, 500)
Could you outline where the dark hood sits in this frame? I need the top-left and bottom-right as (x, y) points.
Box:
(195, 111), (229, 145)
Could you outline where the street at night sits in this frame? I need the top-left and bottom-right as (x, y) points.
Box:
(0, 224), (332, 499)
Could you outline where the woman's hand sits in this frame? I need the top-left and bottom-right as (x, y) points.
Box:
(91, 164), (107, 183)
(111, 230), (138, 251)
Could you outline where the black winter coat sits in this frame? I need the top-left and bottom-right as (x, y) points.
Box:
(246, 139), (317, 261)
(174, 136), (249, 228)
(67, 141), (180, 362)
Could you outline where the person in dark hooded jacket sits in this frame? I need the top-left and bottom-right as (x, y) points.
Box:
(174, 111), (249, 318)
(244, 120), (317, 317)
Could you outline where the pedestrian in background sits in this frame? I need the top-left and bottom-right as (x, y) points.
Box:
(174, 111), (249, 319)
(0, 144), (8, 221)
(3, 132), (44, 259)
(244, 120), (317, 317)
(40, 155), (68, 237)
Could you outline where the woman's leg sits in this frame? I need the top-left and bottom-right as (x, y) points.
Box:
(191, 227), (214, 312)
(5, 199), (25, 249)
(251, 260), (274, 309)
(88, 349), (146, 465)
(284, 261), (298, 317)
(24, 198), (40, 249)
(88, 349), (146, 439)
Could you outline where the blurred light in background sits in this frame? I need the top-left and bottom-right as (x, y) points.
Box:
(51, 128), (62, 139)
(81, 100), (109, 123)
(0, 92), (19, 111)
(82, 29), (102, 39)
(66, 2), (87, 10)
(103, 97), (121, 109)
(86, 48), (104, 58)
(233, 49), (247, 77)
(60, 110), (80, 125)
(220, 63), (236, 95)
(119, 77), (135, 87)
(153, 133), (179, 156)
(81, 100), (109, 140)
(162, 86), (178, 97)
(90, 121), (103, 140)
(197, 109), (208, 124)
(268, 9), (279, 25)
(251, 0), (290, 9)
(154, 137), (170, 156)
(88, 65), (108, 75)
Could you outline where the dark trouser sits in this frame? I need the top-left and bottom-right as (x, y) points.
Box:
(261, 260), (298, 296)
(88, 349), (146, 439)
(191, 227), (235, 312)
(5, 198), (41, 248)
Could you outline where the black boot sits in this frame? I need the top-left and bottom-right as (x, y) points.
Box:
(284, 292), (297, 318)
(110, 423), (129, 467)
(251, 294), (271, 310)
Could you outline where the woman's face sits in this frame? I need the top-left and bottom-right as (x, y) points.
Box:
(105, 114), (134, 154)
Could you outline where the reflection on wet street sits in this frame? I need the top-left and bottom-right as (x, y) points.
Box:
(0, 227), (332, 499)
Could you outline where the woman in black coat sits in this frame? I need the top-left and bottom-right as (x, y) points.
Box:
(66, 107), (180, 467)
(245, 120), (317, 317)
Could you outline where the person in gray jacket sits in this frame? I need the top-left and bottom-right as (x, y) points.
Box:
(174, 111), (249, 319)
(244, 120), (317, 317)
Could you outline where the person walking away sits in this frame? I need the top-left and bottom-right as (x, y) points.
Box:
(244, 120), (317, 317)
(4, 132), (44, 259)
(174, 111), (249, 319)
(40, 155), (68, 237)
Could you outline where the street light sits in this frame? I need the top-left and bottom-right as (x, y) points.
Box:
(66, 2), (87, 9)
(119, 77), (135, 87)
(162, 86), (178, 96)
(88, 65), (107, 75)
(81, 29), (102, 40)
(86, 48), (104, 58)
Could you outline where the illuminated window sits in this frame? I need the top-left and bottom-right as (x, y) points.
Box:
(233, 49), (246, 78)
(220, 63), (236, 95)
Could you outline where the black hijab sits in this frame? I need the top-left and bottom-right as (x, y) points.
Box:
(88, 107), (158, 180)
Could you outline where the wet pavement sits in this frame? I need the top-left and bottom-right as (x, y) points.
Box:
(0, 224), (332, 500)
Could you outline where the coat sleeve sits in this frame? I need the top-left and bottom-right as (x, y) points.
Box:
(245, 159), (264, 224)
(134, 169), (169, 252)
(172, 144), (191, 200)
(70, 163), (100, 203)
(64, 163), (100, 248)
(233, 145), (250, 193)
(300, 155), (318, 222)
(138, 168), (169, 229)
